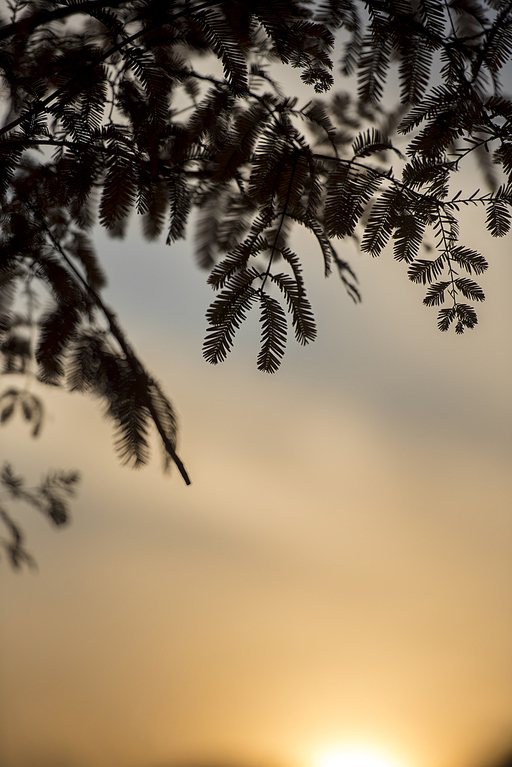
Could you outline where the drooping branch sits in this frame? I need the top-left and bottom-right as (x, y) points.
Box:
(31, 204), (191, 485)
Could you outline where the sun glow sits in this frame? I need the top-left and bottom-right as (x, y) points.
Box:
(314, 745), (405, 767)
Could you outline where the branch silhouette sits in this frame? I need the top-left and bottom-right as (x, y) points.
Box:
(1, 0), (511, 565)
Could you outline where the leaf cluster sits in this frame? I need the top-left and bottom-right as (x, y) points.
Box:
(0, 386), (43, 435)
(0, 0), (511, 516)
(0, 462), (80, 568)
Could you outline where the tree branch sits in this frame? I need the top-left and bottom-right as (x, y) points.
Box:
(29, 203), (192, 486)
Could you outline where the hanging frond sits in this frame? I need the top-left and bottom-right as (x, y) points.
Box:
(300, 66), (334, 94)
(0, 137), (23, 196)
(407, 255), (445, 283)
(352, 128), (403, 159)
(110, 377), (151, 469)
(248, 127), (291, 205)
(302, 100), (339, 148)
(280, 247), (307, 293)
(194, 195), (223, 270)
(93, 347), (151, 468)
(406, 111), (462, 159)
(203, 269), (259, 364)
(212, 101), (270, 183)
(393, 214), (427, 262)
(66, 330), (106, 394)
(438, 302), (478, 333)
(361, 186), (407, 257)
(437, 306), (456, 331)
(453, 277), (485, 301)
(38, 469), (80, 525)
(325, 163), (382, 238)
(193, 6), (248, 90)
(493, 143), (512, 179)
(398, 86), (458, 134)
(66, 231), (106, 289)
(187, 85), (235, 144)
(270, 273), (317, 344)
(276, 151), (310, 211)
(67, 330), (155, 469)
(166, 177), (191, 244)
(357, 13), (393, 104)
(141, 180), (169, 242)
(482, 18), (512, 72)
(215, 193), (258, 254)
(486, 198), (511, 236)
(35, 304), (81, 382)
(423, 280), (451, 306)
(401, 156), (453, 190)
(295, 213), (333, 276)
(453, 303), (478, 332)
(257, 292), (288, 373)
(341, 21), (363, 76)
(398, 36), (433, 105)
(99, 128), (138, 228)
(418, 0), (446, 35)
(449, 246), (488, 275)
(34, 255), (84, 306)
(207, 235), (269, 289)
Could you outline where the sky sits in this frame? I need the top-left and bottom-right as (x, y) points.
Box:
(1, 31), (512, 767)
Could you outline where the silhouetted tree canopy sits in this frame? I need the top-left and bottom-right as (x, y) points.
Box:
(1, 0), (511, 565)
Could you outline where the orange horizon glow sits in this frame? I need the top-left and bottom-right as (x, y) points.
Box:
(313, 745), (406, 767)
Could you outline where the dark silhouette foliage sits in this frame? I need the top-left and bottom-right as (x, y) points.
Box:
(0, 462), (79, 567)
(1, 0), (511, 564)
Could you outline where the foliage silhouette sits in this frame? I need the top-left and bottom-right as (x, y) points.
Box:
(1, 0), (511, 565)
(0, 461), (79, 568)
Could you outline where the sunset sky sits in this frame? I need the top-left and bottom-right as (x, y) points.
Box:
(1, 44), (512, 767)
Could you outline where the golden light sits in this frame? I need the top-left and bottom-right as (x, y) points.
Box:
(314, 745), (406, 767)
